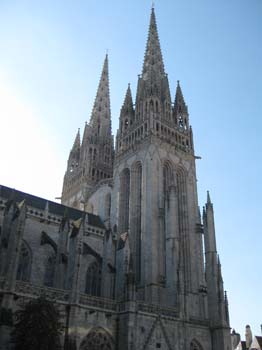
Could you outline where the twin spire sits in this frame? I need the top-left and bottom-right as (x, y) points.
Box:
(69, 7), (189, 159)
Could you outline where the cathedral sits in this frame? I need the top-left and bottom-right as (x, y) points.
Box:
(0, 8), (231, 350)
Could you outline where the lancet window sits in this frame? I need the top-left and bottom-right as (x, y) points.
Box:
(163, 161), (173, 202)
(105, 193), (111, 220)
(131, 162), (142, 282)
(85, 260), (101, 296)
(119, 168), (130, 233)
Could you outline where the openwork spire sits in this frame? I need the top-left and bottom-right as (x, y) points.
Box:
(90, 54), (111, 132)
(142, 7), (165, 79)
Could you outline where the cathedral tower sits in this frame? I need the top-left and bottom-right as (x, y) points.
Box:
(61, 55), (114, 209)
(113, 7), (198, 309)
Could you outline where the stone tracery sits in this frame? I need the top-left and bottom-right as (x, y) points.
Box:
(79, 327), (114, 350)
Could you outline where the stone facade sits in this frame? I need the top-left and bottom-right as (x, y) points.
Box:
(0, 7), (231, 350)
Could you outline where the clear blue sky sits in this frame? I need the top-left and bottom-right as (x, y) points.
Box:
(0, 0), (261, 339)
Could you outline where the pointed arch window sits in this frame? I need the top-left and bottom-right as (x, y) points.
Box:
(178, 115), (184, 128)
(119, 168), (130, 233)
(190, 340), (203, 350)
(79, 327), (114, 350)
(93, 149), (97, 161)
(105, 193), (111, 220)
(131, 162), (142, 282)
(150, 99), (154, 112)
(85, 261), (101, 296)
(163, 162), (173, 200)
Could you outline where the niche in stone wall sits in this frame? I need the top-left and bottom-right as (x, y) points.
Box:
(42, 244), (56, 287)
(16, 240), (32, 282)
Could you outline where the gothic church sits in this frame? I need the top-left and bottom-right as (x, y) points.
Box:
(0, 8), (231, 350)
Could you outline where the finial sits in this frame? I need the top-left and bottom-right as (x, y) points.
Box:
(151, 1), (155, 9)
(106, 48), (109, 55)
(177, 80), (180, 85)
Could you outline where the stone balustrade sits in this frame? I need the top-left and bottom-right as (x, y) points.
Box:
(138, 302), (178, 318)
(1, 279), (181, 319)
(15, 281), (69, 302)
(79, 294), (117, 311)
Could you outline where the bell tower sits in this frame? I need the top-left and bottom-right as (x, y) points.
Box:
(112, 8), (202, 314)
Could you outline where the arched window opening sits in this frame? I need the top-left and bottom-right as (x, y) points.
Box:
(176, 167), (190, 288)
(131, 162), (142, 282)
(184, 118), (188, 130)
(92, 168), (95, 180)
(16, 241), (32, 282)
(93, 149), (97, 161)
(178, 115), (184, 128)
(156, 100), (159, 113)
(85, 261), (101, 297)
(105, 193), (111, 220)
(79, 327), (114, 350)
(163, 162), (173, 200)
(190, 339), (203, 350)
(119, 168), (130, 233)
(150, 99), (154, 112)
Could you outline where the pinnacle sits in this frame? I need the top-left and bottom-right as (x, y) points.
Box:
(207, 191), (212, 205)
(174, 81), (186, 109)
(121, 84), (134, 113)
(72, 129), (81, 151)
(142, 7), (165, 78)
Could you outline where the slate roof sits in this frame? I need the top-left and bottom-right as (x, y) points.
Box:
(0, 184), (105, 229)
